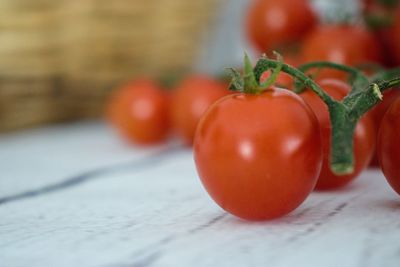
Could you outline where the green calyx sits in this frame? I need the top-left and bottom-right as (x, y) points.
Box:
(227, 53), (283, 94)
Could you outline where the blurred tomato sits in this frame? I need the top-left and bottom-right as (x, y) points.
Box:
(363, 0), (400, 66)
(387, 8), (400, 65)
(171, 75), (229, 145)
(300, 79), (376, 190)
(246, 0), (317, 53)
(107, 79), (170, 145)
(301, 25), (384, 79)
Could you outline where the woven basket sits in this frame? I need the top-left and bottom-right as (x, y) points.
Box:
(0, 0), (221, 131)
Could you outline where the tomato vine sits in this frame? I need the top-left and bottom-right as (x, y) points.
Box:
(229, 55), (400, 175)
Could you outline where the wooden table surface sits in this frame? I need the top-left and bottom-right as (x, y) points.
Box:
(1, 122), (399, 267)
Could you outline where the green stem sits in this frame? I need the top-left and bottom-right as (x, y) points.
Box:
(371, 68), (400, 83)
(297, 61), (370, 93)
(253, 58), (400, 175)
(254, 58), (336, 105)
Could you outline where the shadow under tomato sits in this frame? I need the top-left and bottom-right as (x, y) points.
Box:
(372, 198), (400, 211)
(312, 181), (362, 194)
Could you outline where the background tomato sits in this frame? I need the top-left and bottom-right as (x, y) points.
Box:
(107, 79), (170, 145)
(362, 0), (400, 66)
(378, 97), (400, 195)
(301, 25), (384, 79)
(300, 79), (376, 190)
(246, 0), (316, 53)
(194, 88), (322, 220)
(171, 75), (229, 144)
(388, 8), (400, 65)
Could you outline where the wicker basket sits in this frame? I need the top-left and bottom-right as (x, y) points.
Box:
(0, 0), (221, 131)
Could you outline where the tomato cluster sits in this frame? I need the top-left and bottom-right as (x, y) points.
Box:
(107, 75), (229, 146)
(107, 0), (400, 222)
(193, 0), (400, 221)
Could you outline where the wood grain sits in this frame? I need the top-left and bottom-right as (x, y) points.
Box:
(0, 122), (399, 267)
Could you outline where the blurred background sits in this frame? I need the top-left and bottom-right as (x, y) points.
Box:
(0, 0), (386, 133)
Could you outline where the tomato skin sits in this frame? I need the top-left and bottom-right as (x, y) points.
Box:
(301, 25), (384, 79)
(171, 76), (229, 145)
(300, 79), (376, 190)
(363, 1), (400, 66)
(107, 79), (170, 145)
(378, 97), (400, 195)
(388, 8), (400, 65)
(369, 89), (400, 166)
(194, 88), (322, 220)
(246, 0), (316, 53)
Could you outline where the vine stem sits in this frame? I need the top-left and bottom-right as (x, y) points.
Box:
(253, 58), (336, 105)
(252, 57), (400, 175)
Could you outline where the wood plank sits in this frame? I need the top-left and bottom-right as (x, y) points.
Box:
(1, 148), (399, 267)
(0, 121), (175, 199)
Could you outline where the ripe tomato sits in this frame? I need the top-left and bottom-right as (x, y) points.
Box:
(369, 89), (400, 166)
(194, 88), (322, 220)
(301, 25), (384, 79)
(107, 79), (170, 144)
(171, 75), (229, 144)
(362, 1), (400, 66)
(260, 55), (300, 89)
(388, 8), (400, 65)
(246, 0), (316, 53)
(300, 79), (376, 190)
(378, 97), (400, 195)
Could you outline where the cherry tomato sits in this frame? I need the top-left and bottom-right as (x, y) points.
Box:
(300, 79), (376, 190)
(388, 8), (400, 65)
(362, 1), (400, 66)
(246, 0), (317, 53)
(171, 75), (229, 144)
(107, 79), (170, 144)
(194, 88), (322, 220)
(369, 89), (400, 166)
(301, 25), (384, 79)
(260, 55), (300, 89)
(378, 97), (400, 195)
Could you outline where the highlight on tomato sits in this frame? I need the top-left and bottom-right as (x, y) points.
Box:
(246, 0), (317, 53)
(107, 79), (170, 145)
(171, 75), (229, 145)
(194, 56), (323, 221)
(300, 79), (376, 190)
(378, 97), (400, 195)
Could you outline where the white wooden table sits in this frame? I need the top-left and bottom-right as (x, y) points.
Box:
(1, 122), (399, 267)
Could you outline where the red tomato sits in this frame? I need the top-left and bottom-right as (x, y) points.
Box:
(246, 0), (317, 53)
(378, 97), (400, 195)
(194, 88), (322, 220)
(301, 25), (384, 79)
(260, 55), (300, 89)
(388, 8), (400, 65)
(300, 79), (376, 190)
(171, 75), (229, 145)
(369, 89), (400, 166)
(362, 1), (400, 66)
(107, 79), (170, 144)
